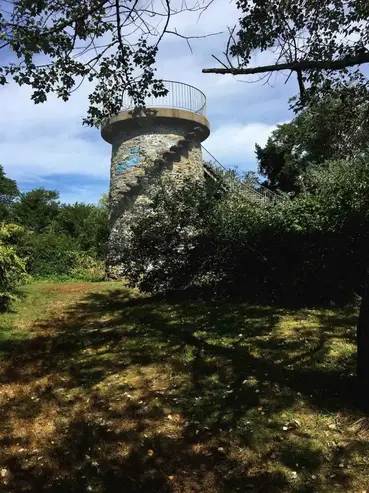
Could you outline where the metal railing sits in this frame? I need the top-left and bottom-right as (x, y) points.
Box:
(201, 145), (282, 203)
(122, 80), (207, 117)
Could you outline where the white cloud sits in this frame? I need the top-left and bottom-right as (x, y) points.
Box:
(0, 82), (110, 183)
(0, 0), (296, 202)
(205, 122), (283, 169)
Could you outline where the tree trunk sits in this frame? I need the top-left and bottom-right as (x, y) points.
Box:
(357, 267), (369, 410)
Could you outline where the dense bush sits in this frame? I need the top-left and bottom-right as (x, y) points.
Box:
(0, 185), (110, 282)
(54, 202), (109, 259)
(17, 231), (105, 280)
(67, 251), (105, 281)
(0, 223), (28, 309)
(118, 158), (369, 305)
(19, 231), (77, 277)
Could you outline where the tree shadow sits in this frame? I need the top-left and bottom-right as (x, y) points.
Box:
(0, 287), (365, 493)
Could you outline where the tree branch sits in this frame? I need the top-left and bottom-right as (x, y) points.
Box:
(202, 53), (369, 75)
(115, 0), (125, 58)
(166, 30), (222, 40)
(41, 0), (111, 37)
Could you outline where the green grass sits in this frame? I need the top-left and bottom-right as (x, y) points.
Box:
(0, 282), (367, 493)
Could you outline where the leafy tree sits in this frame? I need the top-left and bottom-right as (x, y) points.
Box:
(19, 231), (90, 278)
(119, 176), (219, 294)
(204, 0), (369, 111)
(55, 203), (98, 252)
(256, 122), (303, 193)
(256, 89), (369, 192)
(9, 192), (109, 278)
(0, 223), (28, 309)
(1, 0), (367, 122)
(0, 0), (216, 125)
(55, 203), (94, 239)
(92, 195), (110, 259)
(7, 189), (109, 279)
(10, 188), (60, 233)
(55, 200), (109, 258)
(0, 165), (19, 220)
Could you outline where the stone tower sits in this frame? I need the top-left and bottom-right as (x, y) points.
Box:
(101, 80), (210, 278)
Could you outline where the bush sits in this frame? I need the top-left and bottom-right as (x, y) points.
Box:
(118, 177), (219, 294)
(54, 202), (109, 259)
(0, 223), (28, 309)
(19, 232), (78, 277)
(68, 251), (105, 281)
(17, 232), (105, 281)
(117, 157), (369, 305)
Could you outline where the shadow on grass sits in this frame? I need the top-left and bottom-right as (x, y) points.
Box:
(0, 287), (364, 493)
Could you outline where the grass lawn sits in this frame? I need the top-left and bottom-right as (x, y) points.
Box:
(0, 281), (368, 493)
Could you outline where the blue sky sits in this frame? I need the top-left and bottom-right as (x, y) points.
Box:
(0, 0), (297, 204)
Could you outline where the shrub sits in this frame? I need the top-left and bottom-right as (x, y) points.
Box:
(68, 251), (105, 281)
(0, 223), (28, 309)
(117, 157), (369, 305)
(17, 232), (105, 281)
(19, 232), (78, 277)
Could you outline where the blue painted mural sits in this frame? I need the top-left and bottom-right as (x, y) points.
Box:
(115, 146), (141, 174)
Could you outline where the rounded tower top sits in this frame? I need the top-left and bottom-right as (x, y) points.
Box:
(101, 80), (210, 144)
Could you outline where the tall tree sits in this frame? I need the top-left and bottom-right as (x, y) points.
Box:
(54, 201), (109, 258)
(11, 188), (60, 233)
(256, 89), (369, 192)
(203, 0), (369, 111)
(0, 165), (19, 221)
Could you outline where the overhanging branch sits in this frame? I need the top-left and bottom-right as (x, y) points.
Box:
(202, 53), (369, 75)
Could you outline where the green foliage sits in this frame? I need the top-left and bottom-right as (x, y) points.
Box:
(118, 157), (369, 305)
(0, 0), (219, 125)
(119, 177), (219, 294)
(256, 90), (369, 192)
(256, 122), (303, 193)
(67, 251), (105, 281)
(11, 188), (60, 232)
(20, 231), (77, 277)
(54, 201), (109, 259)
(18, 231), (104, 281)
(0, 165), (19, 221)
(0, 223), (28, 309)
(2, 183), (109, 280)
(231, 0), (369, 110)
(0, 0), (367, 126)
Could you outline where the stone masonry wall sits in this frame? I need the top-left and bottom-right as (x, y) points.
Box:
(106, 119), (204, 279)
